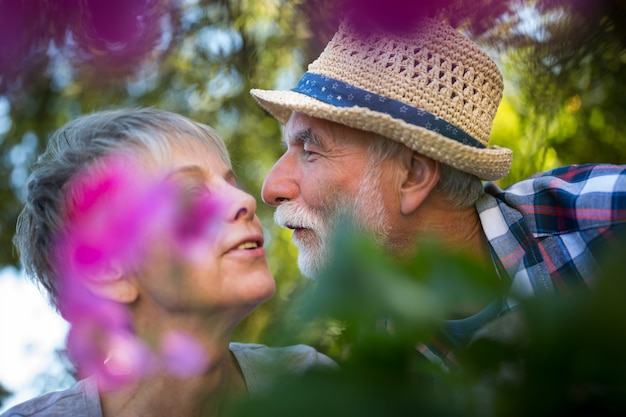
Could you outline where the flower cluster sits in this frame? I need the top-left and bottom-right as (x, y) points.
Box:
(53, 155), (217, 389)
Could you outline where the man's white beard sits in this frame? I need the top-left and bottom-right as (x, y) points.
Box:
(274, 200), (335, 278)
(274, 168), (389, 279)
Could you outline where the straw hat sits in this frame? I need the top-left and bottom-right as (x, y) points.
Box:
(251, 18), (512, 180)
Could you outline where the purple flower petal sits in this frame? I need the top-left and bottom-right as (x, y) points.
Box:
(160, 330), (209, 377)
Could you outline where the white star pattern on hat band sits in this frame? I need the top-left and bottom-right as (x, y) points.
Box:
(292, 72), (485, 149)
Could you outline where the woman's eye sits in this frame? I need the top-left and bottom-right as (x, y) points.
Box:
(179, 183), (210, 202)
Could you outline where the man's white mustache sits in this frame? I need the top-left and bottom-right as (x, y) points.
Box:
(274, 201), (320, 230)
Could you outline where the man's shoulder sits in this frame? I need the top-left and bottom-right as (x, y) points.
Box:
(511, 163), (626, 193)
(484, 163), (626, 232)
(0, 378), (101, 417)
(537, 163), (626, 178)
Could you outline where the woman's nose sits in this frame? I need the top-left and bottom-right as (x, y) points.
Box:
(234, 207), (248, 221)
(230, 187), (256, 222)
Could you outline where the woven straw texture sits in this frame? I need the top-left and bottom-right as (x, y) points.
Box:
(251, 18), (513, 180)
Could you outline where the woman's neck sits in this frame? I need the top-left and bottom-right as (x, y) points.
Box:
(99, 304), (249, 417)
(99, 343), (246, 417)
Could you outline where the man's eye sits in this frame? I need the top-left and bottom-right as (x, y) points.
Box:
(303, 147), (319, 157)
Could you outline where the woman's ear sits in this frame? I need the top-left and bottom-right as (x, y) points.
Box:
(399, 152), (440, 215)
(84, 263), (139, 304)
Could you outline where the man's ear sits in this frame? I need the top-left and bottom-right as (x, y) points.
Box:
(400, 152), (440, 215)
(84, 263), (139, 304)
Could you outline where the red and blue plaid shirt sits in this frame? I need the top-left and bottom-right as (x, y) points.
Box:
(479, 163), (626, 305)
(419, 164), (626, 368)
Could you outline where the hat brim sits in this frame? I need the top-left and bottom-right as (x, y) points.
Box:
(251, 88), (512, 181)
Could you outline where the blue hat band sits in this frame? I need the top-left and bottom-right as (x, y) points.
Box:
(291, 72), (485, 150)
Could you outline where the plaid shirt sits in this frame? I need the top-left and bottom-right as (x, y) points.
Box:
(478, 163), (626, 305)
(419, 164), (626, 368)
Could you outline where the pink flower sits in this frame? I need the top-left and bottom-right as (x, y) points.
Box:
(54, 155), (220, 389)
(160, 330), (209, 377)
(59, 156), (176, 278)
(67, 318), (154, 391)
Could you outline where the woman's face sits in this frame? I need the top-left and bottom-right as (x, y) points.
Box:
(136, 139), (275, 317)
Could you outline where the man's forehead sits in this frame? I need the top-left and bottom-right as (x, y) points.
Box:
(285, 112), (332, 134)
(284, 112), (372, 146)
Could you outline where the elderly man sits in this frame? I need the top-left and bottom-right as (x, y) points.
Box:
(251, 16), (626, 359)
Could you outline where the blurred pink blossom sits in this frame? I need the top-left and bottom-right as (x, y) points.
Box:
(160, 330), (210, 377)
(61, 163), (169, 277)
(54, 155), (220, 388)
(68, 319), (155, 391)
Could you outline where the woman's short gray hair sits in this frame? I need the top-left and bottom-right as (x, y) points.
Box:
(367, 133), (484, 209)
(13, 107), (230, 310)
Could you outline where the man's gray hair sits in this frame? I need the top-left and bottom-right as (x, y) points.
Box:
(367, 134), (484, 209)
(13, 107), (230, 310)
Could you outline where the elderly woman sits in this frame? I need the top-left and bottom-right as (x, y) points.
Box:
(4, 108), (335, 417)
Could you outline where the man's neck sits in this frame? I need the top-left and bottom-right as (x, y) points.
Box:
(414, 195), (491, 264)
(413, 195), (499, 318)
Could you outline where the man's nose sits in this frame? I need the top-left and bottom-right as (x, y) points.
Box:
(262, 153), (298, 206)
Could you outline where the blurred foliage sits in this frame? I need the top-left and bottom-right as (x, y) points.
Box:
(0, 0), (625, 406)
(230, 223), (626, 417)
(484, 0), (626, 186)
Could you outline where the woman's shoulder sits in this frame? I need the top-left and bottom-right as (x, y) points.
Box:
(0, 378), (101, 417)
(230, 342), (337, 373)
(229, 342), (337, 395)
